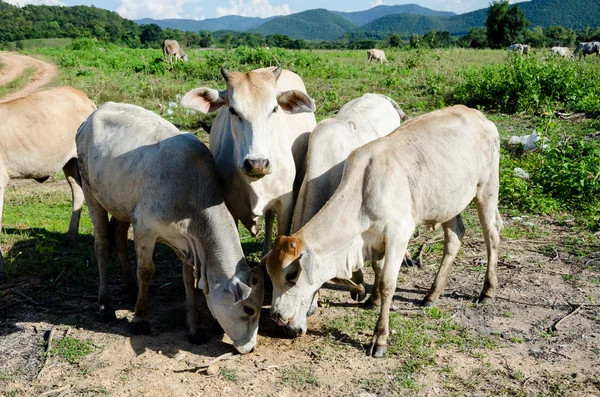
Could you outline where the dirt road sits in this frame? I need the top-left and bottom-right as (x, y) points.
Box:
(0, 52), (58, 102)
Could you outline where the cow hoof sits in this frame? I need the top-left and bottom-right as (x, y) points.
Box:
(306, 305), (318, 317)
(189, 330), (210, 345)
(363, 296), (379, 309)
(477, 295), (494, 305)
(131, 321), (151, 335)
(98, 310), (117, 323)
(368, 343), (387, 358)
(421, 299), (437, 308)
(210, 321), (224, 336)
(351, 288), (367, 302)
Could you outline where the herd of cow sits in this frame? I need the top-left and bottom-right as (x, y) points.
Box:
(1, 63), (504, 358)
(510, 41), (600, 60)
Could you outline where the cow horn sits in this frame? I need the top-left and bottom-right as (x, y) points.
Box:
(273, 66), (282, 81)
(221, 68), (231, 81)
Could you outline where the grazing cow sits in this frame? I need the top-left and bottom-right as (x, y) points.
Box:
(0, 86), (95, 281)
(77, 102), (264, 353)
(574, 42), (600, 60)
(292, 93), (409, 313)
(163, 39), (188, 65)
(180, 67), (317, 255)
(264, 105), (503, 357)
(551, 46), (574, 59)
(508, 43), (524, 54)
(367, 49), (388, 63)
(522, 44), (533, 55)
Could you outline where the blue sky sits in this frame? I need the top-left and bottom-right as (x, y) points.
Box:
(5, 0), (528, 20)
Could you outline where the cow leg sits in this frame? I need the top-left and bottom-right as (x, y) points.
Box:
(369, 225), (413, 358)
(475, 192), (502, 304)
(62, 158), (83, 243)
(349, 268), (366, 302)
(112, 218), (137, 303)
(182, 261), (208, 344)
(422, 214), (465, 306)
(262, 210), (275, 256)
(365, 260), (383, 308)
(0, 172), (7, 281)
(131, 227), (157, 335)
(85, 185), (115, 322)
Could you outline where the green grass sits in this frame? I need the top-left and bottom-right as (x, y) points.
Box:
(220, 368), (238, 382)
(50, 336), (95, 363)
(0, 66), (36, 99)
(281, 366), (320, 388)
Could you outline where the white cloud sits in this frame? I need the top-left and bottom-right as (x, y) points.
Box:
(4, 0), (65, 6)
(116, 0), (204, 20)
(216, 0), (292, 18)
(371, 0), (383, 7)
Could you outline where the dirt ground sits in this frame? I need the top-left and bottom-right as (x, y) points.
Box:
(1, 183), (599, 397)
(0, 52), (58, 102)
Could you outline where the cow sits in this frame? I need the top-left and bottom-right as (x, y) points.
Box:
(163, 39), (188, 65)
(573, 42), (600, 60)
(551, 46), (574, 59)
(508, 43), (524, 55)
(522, 44), (533, 55)
(76, 102), (264, 354)
(180, 67), (317, 255)
(263, 105), (503, 358)
(367, 49), (388, 63)
(291, 93), (409, 315)
(0, 86), (95, 281)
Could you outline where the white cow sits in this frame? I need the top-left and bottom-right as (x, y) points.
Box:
(0, 86), (95, 280)
(367, 49), (388, 63)
(264, 105), (503, 357)
(77, 102), (264, 354)
(181, 67), (317, 254)
(163, 39), (188, 65)
(291, 94), (409, 314)
(508, 43), (524, 54)
(551, 46), (574, 59)
(574, 42), (600, 60)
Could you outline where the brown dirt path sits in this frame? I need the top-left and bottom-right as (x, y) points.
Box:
(0, 52), (58, 102)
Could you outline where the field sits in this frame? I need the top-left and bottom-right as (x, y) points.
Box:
(0, 43), (599, 396)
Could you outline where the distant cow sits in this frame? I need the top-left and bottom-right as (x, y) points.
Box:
(0, 87), (96, 281)
(367, 49), (388, 63)
(522, 44), (533, 55)
(574, 42), (600, 60)
(163, 39), (188, 65)
(508, 44), (524, 55)
(551, 46), (574, 59)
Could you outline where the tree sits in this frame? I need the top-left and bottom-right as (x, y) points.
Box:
(462, 27), (488, 48)
(485, 1), (529, 49)
(388, 34), (401, 48)
(140, 24), (162, 47)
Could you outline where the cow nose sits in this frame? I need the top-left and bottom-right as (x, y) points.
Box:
(243, 158), (271, 176)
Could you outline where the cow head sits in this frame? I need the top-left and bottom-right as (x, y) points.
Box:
(180, 67), (315, 179)
(205, 266), (264, 354)
(262, 235), (323, 337)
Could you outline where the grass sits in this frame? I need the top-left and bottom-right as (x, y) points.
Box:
(50, 336), (95, 364)
(220, 368), (238, 382)
(281, 366), (320, 388)
(0, 66), (36, 99)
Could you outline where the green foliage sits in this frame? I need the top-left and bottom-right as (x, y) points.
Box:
(50, 337), (95, 364)
(281, 367), (320, 388)
(220, 368), (238, 382)
(486, 1), (529, 48)
(451, 55), (600, 113)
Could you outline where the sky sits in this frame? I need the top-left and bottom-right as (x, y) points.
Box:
(4, 0), (528, 20)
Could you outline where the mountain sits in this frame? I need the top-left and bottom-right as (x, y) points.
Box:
(354, 0), (600, 38)
(135, 15), (275, 32)
(251, 9), (358, 40)
(333, 4), (455, 26)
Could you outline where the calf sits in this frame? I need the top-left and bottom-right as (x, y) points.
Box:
(264, 105), (503, 357)
(163, 39), (188, 65)
(77, 102), (264, 353)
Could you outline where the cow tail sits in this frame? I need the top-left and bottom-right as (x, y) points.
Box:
(377, 94), (410, 121)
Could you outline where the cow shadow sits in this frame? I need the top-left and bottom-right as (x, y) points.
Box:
(0, 227), (285, 359)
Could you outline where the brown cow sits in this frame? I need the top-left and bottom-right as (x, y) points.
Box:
(163, 39), (188, 65)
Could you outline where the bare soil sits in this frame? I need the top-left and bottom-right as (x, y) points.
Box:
(1, 182), (599, 397)
(0, 52), (58, 102)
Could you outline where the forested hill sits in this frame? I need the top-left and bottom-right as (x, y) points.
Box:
(332, 4), (455, 26)
(135, 15), (274, 33)
(0, 1), (139, 44)
(354, 0), (600, 38)
(251, 9), (358, 41)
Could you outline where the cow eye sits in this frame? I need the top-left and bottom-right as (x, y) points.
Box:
(285, 270), (298, 282)
(272, 106), (278, 114)
(243, 306), (255, 316)
(229, 107), (238, 116)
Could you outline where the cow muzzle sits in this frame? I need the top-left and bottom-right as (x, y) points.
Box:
(243, 158), (272, 178)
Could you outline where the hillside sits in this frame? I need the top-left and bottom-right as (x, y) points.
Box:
(135, 15), (274, 32)
(251, 9), (358, 40)
(333, 4), (455, 26)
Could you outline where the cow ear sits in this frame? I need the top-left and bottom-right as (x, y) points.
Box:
(299, 243), (315, 285)
(272, 66), (283, 81)
(180, 88), (227, 114)
(260, 250), (271, 268)
(228, 276), (252, 304)
(277, 90), (316, 114)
